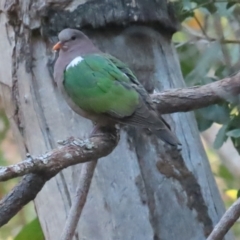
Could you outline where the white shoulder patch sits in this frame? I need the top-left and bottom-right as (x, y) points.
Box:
(66, 56), (84, 70)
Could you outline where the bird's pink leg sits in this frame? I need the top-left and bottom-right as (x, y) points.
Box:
(90, 124), (118, 138)
(90, 124), (102, 136)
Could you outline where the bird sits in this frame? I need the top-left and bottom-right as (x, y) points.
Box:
(53, 28), (181, 147)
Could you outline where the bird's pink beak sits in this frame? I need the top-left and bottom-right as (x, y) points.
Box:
(52, 41), (62, 51)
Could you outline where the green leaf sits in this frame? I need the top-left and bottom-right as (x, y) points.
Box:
(232, 137), (240, 155)
(196, 116), (213, 132)
(213, 124), (228, 149)
(218, 165), (234, 181)
(195, 108), (213, 132)
(196, 104), (230, 124)
(14, 218), (44, 240)
(228, 114), (240, 129)
(226, 129), (240, 138)
(203, 3), (217, 13)
(185, 42), (222, 86)
(182, 0), (192, 11)
(195, 104), (229, 132)
(171, 0), (194, 22)
(181, 9), (195, 21)
(237, 189), (240, 199)
(192, 0), (221, 14)
(226, 1), (238, 9)
(215, 65), (229, 79)
(178, 44), (200, 78)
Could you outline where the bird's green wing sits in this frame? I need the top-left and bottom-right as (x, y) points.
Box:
(63, 54), (139, 118)
(103, 54), (140, 84)
(104, 54), (154, 109)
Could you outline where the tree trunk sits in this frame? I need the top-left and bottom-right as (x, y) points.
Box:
(0, 0), (233, 239)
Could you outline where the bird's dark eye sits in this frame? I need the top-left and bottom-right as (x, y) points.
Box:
(71, 36), (76, 40)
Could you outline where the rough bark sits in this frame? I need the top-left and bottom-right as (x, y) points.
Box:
(0, 133), (119, 182)
(0, 0), (233, 239)
(152, 73), (240, 114)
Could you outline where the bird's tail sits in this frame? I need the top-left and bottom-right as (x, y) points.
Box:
(148, 115), (181, 147)
(154, 127), (181, 147)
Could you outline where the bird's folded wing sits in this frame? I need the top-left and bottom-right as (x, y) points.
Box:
(63, 54), (139, 118)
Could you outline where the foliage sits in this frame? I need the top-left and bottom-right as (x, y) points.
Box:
(14, 218), (44, 240)
(173, 2), (240, 237)
(173, 0), (240, 154)
(0, 110), (37, 239)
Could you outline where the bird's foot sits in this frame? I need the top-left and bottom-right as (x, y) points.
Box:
(26, 152), (33, 160)
(57, 136), (76, 146)
(90, 125), (120, 140)
(90, 125), (102, 136)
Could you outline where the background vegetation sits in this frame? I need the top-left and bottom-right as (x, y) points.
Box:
(0, 0), (240, 238)
(174, 0), (240, 237)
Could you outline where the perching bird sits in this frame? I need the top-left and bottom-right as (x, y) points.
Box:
(53, 28), (180, 147)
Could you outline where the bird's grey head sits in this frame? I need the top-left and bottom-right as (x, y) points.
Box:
(53, 28), (90, 52)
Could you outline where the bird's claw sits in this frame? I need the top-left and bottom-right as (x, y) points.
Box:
(57, 136), (76, 146)
(26, 153), (33, 160)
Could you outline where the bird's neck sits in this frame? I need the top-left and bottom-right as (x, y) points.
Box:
(60, 41), (101, 59)
(54, 41), (101, 85)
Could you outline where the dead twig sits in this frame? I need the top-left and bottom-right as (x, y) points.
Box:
(207, 197), (240, 240)
(60, 161), (97, 240)
(0, 128), (119, 227)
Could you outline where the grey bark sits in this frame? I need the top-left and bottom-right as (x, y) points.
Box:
(0, 0), (233, 240)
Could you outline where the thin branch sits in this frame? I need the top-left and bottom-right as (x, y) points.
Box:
(182, 0), (230, 15)
(0, 133), (118, 182)
(60, 161), (97, 240)
(182, 26), (240, 45)
(0, 128), (119, 227)
(193, 14), (209, 40)
(220, 39), (240, 44)
(207, 197), (240, 240)
(214, 14), (232, 69)
(0, 173), (52, 226)
(153, 72), (240, 114)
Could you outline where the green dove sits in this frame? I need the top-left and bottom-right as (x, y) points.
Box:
(53, 28), (180, 147)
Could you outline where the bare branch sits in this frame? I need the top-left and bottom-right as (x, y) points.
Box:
(182, 26), (240, 45)
(214, 15), (232, 69)
(0, 128), (119, 227)
(193, 14), (209, 40)
(0, 133), (119, 182)
(0, 173), (52, 226)
(207, 197), (240, 240)
(60, 161), (97, 240)
(153, 72), (240, 114)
